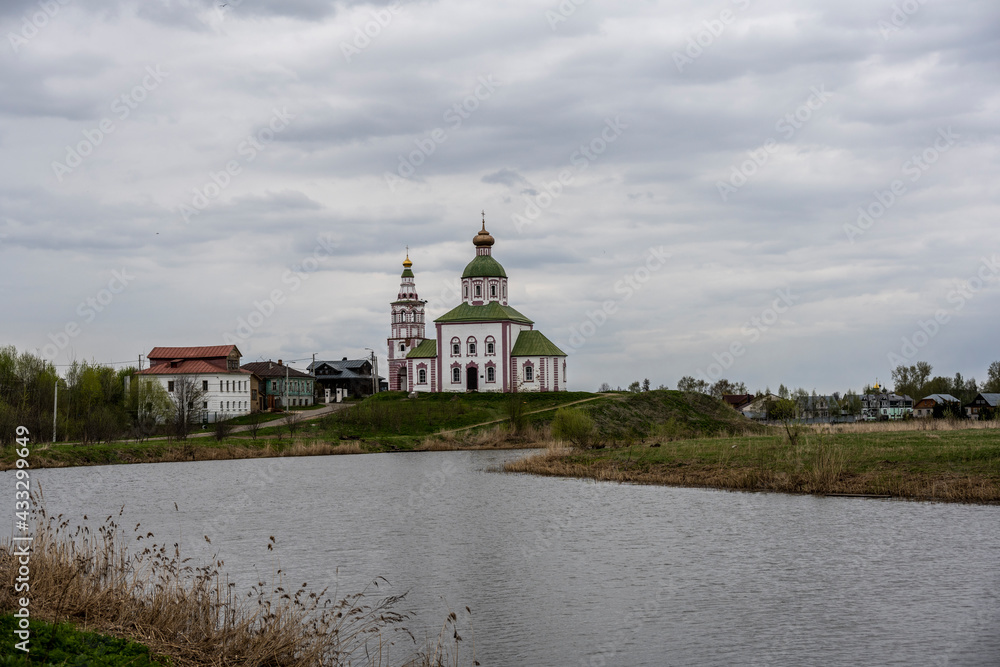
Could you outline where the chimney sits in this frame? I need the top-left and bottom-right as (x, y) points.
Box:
(278, 359), (283, 365)
(342, 357), (347, 361)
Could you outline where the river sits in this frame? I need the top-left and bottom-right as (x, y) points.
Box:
(5, 450), (999, 666)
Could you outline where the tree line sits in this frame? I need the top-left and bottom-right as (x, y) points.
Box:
(606, 359), (1000, 419)
(0, 345), (193, 446)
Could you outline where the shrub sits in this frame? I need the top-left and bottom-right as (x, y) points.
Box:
(551, 407), (596, 448)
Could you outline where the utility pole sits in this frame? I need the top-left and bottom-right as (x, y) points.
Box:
(52, 379), (57, 443)
(284, 362), (289, 411)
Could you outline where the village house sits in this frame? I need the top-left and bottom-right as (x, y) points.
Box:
(308, 358), (378, 398)
(964, 393), (1000, 420)
(137, 345), (255, 423)
(912, 394), (961, 418)
(241, 360), (315, 409)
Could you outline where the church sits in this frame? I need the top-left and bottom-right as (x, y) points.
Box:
(387, 217), (568, 393)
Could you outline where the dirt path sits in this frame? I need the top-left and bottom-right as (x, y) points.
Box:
(435, 393), (615, 436)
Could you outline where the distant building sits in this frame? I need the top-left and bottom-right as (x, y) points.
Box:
(964, 393), (1000, 420)
(913, 394), (961, 418)
(241, 360), (315, 409)
(722, 394), (754, 411)
(861, 392), (913, 421)
(389, 216), (568, 393)
(308, 358), (376, 398)
(137, 345), (253, 423)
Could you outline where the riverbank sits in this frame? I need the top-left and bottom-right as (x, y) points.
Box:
(0, 506), (466, 666)
(0, 390), (759, 470)
(505, 423), (1000, 503)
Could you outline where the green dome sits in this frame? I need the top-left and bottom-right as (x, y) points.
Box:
(461, 254), (507, 278)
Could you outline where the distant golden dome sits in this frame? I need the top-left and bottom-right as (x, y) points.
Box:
(473, 213), (494, 247)
(402, 253), (412, 268)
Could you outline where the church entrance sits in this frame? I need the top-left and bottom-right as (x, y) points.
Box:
(466, 367), (478, 392)
(397, 368), (406, 391)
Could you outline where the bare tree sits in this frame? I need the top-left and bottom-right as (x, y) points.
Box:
(285, 409), (303, 439)
(214, 412), (234, 441)
(170, 376), (206, 440)
(246, 410), (265, 440)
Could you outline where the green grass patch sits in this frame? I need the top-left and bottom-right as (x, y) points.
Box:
(0, 615), (171, 665)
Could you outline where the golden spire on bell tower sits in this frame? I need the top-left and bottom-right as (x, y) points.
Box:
(402, 246), (412, 268)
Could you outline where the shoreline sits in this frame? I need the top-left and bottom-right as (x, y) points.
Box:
(504, 429), (1000, 505)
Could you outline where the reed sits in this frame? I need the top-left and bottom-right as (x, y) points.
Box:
(0, 503), (472, 666)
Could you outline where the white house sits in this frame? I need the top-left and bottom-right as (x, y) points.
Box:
(388, 216), (568, 393)
(137, 345), (254, 423)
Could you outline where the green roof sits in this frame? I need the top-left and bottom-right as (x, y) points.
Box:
(435, 302), (533, 325)
(461, 255), (507, 278)
(401, 268), (414, 278)
(406, 339), (438, 358)
(510, 330), (567, 357)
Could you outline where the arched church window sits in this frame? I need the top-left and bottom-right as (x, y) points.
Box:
(399, 343), (405, 352)
(419, 369), (427, 384)
(452, 367), (460, 383)
(475, 284), (481, 298)
(451, 338), (460, 356)
(490, 284), (496, 298)
(487, 367), (495, 383)
(487, 341), (495, 355)
(524, 365), (534, 382)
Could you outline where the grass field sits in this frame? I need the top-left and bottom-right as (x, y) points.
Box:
(506, 421), (1000, 503)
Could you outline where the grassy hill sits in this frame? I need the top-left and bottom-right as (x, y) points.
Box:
(314, 389), (763, 448)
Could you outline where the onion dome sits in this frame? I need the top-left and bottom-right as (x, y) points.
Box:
(473, 213), (494, 248)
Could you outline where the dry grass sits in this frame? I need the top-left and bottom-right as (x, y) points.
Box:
(506, 426), (1000, 504)
(0, 502), (474, 666)
(814, 418), (1000, 434)
(416, 424), (552, 451)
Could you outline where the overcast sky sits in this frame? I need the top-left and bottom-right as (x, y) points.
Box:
(2, 0), (998, 393)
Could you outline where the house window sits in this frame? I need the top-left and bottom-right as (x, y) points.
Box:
(202, 380), (209, 391)
(486, 341), (495, 355)
(203, 401), (208, 409)
(168, 381), (175, 392)
(452, 367), (460, 383)
(487, 367), (495, 383)
(525, 365), (534, 382)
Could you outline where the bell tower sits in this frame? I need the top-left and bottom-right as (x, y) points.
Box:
(387, 250), (427, 392)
